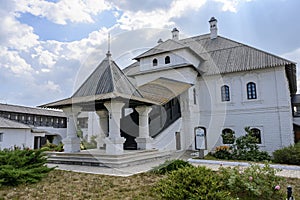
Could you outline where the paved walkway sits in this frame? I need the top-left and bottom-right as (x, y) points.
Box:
(48, 158), (300, 178)
(188, 159), (300, 179)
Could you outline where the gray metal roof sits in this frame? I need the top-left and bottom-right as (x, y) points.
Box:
(134, 39), (187, 60)
(135, 34), (295, 75)
(0, 117), (31, 129)
(73, 55), (142, 98)
(131, 33), (297, 94)
(42, 92), (159, 108)
(181, 35), (295, 75)
(0, 103), (65, 117)
(42, 55), (160, 108)
(138, 78), (192, 105)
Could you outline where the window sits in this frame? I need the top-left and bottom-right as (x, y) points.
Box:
(221, 85), (230, 102)
(221, 129), (235, 144)
(250, 128), (261, 144)
(0, 133), (3, 142)
(247, 82), (257, 99)
(153, 58), (158, 66)
(165, 56), (170, 64)
(78, 117), (88, 129)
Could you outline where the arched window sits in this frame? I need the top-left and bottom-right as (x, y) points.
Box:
(153, 58), (158, 66)
(221, 85), (230, 102)
(221, 128), (235, 144)
(250, 128), (261, 144)
(165, 56), (170, 64)
(247, 82), (257, 99)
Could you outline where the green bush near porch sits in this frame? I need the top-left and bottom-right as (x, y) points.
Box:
(0, 147), (54, 186)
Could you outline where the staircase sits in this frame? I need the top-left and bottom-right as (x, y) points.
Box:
(46, 149), (173, 168)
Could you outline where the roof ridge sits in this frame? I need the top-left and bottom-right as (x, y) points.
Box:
(107, 57), (116, 93)
(72, 59), (107, 97)
(111, 60), (143, 97)
(0, 103), (63, 113)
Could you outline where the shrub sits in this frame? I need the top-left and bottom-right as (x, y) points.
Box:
(0, 146), (54, 186)
(213, 127), (271, 162)
(41, 141), (64, 152)
(154, 166), (232, 200)
(273, 142), (300, 165)
(219, 163), (285, 199)
(222, 130), (235, 144)
(150, 159), (193, 175)
(230, 131), (271, 161)
(81, 135), (97, 150)
(213, 146), (232, 160)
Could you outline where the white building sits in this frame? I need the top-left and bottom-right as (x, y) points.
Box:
(0, 103), (67, 149)
(43, 17), (297, 155)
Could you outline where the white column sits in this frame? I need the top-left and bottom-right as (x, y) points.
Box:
(95, 110), (108, 149)
(135, 106), (153, 150)
(62, 106), (82, 153)
(103, 100), (126, 155)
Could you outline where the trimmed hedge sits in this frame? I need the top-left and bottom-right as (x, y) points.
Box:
(273, 142), (300, 165)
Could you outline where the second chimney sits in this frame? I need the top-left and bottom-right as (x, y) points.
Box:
(172, 28), (179, 40)
(209, 17), (218, 39)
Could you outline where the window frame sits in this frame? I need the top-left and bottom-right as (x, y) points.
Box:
(247, 82), (257, 100)
(221, 128), (235, 144)
(221, 85), (230, 102)
(250, 128), (262, 144)
(152, 58), (158, 66)
(165, 56), (170, 64)
(0, 133), (3, 142)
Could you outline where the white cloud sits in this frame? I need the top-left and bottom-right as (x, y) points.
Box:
(213, 0), (253, 13)
(117, 0), (207, 30)
(0, 15), (39, 50)
(0, 47), (33, 76)
(15, 0), (111, 25)
(44, 80), (62, 93)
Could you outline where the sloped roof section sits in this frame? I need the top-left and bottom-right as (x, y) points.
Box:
(0, 103), (65, 117)
(130, 34), (296, 94)
(138, 78), (192, 105)
(0, 117), (30, 129)
(180, 35), (295, 75)
(73, 55), (142, 98)
(134, 39), (187, 60)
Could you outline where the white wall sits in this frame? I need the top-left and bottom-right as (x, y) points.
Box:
(197, 66), (294, 153)
(132, 63), (294, 154)
(139, 49), (200, 72)
(0, 128), (33, 149)
(134, 67), (198, 86)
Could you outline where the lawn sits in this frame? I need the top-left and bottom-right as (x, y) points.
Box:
(0, 169), (299, 200)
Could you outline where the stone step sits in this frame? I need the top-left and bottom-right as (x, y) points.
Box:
(46, 149), (174, 168)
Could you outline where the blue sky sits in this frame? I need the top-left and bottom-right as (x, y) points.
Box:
(0, 0), (300, 107)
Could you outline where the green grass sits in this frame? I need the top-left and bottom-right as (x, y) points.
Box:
(0, 169), (299, 200)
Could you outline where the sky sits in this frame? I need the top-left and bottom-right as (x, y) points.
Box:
(1, 0), (300, 107)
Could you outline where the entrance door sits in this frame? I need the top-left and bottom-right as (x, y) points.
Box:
(34, 136), (47, 149)
(175, 132), (181, 150)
